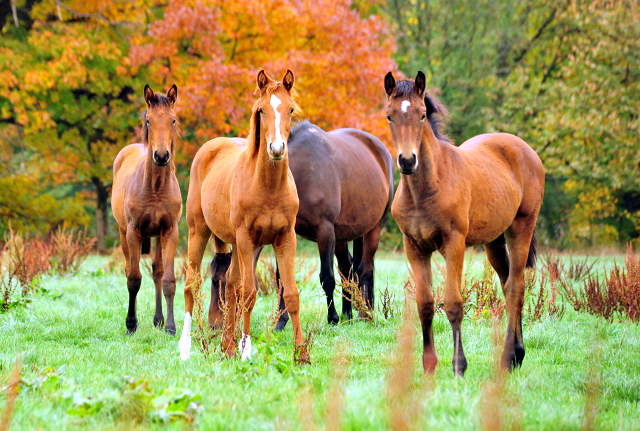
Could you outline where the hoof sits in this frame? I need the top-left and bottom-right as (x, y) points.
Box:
(453, 356), (468, 378)
(166, 325), (176, 336)
(501, 351), (518, 372)
(514, 345), (525, 367)
(294, 345), (310, 365)
(275, 319), (289, 332)
(153, 316), (164, 328)
(126, 318), (138, 335)
(423, 350), (438, 374)
(327, 312), (339, 325)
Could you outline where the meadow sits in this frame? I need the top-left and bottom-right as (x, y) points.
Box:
(0, 247), (639, 430)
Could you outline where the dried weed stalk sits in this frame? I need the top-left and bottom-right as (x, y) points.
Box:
(0, 357), (22, 431)
(479, 319), (522, 431)
(378, 281), (397, 320)
(338, 273), (373, 323)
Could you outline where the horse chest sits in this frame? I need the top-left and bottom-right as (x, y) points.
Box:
(245, 212), (292, 246)
(391, 197), (449, 251)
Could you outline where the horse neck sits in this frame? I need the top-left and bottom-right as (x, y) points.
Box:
(401, 127), (442, 199)
(144, 146), (174, 191)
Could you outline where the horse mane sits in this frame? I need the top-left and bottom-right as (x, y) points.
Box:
(246, 81), (301, 158)
(392, 80), (451, 143)
(140, 93), (179, 146)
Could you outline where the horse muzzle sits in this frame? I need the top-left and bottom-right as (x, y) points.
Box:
(268, 141), (286, 161)
(398, 152), (418, 175)
(153, 150), (170, 166)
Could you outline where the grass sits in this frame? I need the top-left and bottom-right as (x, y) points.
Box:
(0, 249), (639, 430)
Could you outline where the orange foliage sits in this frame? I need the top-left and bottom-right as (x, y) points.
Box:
(128, 0), (397, 156)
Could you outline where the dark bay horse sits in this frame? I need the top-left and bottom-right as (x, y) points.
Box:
(209, 121), (394, 329)
(112, 85), (182, 336)
(180, 70), (308, 362)
(384, 72), (545, 376)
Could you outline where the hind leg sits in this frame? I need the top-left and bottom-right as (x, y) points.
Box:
(335, 242), (353, 320)
(274, 255), (290, 331)
(316, 221), (339, 325)
(484, 234), (509, 293)
(502, 216), (537, 371)
(359, 224), (381, 311)
(152, 238), (164, 329)
(209, 252), (231, 329)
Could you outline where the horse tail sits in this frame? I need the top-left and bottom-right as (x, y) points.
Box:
(526, 229), (537, 269)
(141, 237), (151, 255)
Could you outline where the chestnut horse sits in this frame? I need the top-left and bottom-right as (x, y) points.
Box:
(209, 121), (394, 329)
(384, 72), (544, 375)
(179, 70), (308, 362)
(112, 85), (182, 336)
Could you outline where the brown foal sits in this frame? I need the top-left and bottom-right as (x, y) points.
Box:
(112, 85), (183, 335)
(179, 70), (307, 362)
(385, 72), (545, 375)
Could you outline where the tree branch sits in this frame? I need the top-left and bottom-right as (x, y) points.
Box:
(54, 0), (131, 27)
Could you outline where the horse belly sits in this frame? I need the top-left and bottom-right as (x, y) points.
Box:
(466, 188), (520, 245)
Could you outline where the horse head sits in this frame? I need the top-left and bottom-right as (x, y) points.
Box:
(252, 69), (298, 161)
(143, 84), (179, 167)
(384, 71), (448, 175)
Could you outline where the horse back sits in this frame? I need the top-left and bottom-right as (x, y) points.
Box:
(287, 122), (391, 241)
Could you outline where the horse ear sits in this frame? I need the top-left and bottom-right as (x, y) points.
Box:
(414, 71), (426, 96)
(282, 70), (295, 92)
(144, 85), (155, 107)
(257, 70), (270, 92)
(384, 72), (396, 96)
(166, 84), (178, 107)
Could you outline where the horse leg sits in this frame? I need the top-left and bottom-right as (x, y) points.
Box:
(234, 228), (258, 360)
(335, 242), (353, 320)
(179, 221), (210, 360)
(152, 237), (164, 329)
(274, 229), (308, 363)
(503, 217), (537, 371)
(317, 222), (339, 325)
(442, 232), (468, 377)
(222, 249), (241, 358)
(209, 252), (232, 329)
(119, 228), (131, 278)
(404, 236), (437, 373)
(125, 228), (143, 335)
(359, 224), (382, 312)
(484, 234), (510, 293)
(160, 227), (178, 336)
(274, 253), (290, 331)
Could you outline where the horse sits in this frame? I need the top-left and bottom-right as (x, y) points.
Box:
(208, 121), (394, 330)
(111, 84), (182, 336)
(179, 70), (308, 363)
(384, 71), (545, 376)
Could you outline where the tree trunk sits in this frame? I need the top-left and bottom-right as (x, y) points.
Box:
(92, 177), (109, 253)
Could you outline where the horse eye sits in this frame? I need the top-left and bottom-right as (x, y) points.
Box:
(386, 115), (392, 122)
(289, 108), (294, 114)
(172, 118), (176, 124)
(146, 120), (150, 126)
(421, 114), (426, 121)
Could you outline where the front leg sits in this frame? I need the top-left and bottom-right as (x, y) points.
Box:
(274, 229), (308, 363)
(125, 228), (143, 335)
(233, 227), (257, 360)
(161, 226), (179, 336)
(442, 231), (468, 377)
(404, 236), (437, 373)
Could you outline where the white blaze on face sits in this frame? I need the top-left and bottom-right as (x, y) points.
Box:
(401, 100), (411, 113)
(178, 312), (192, 361)
(269, 94), (284, 155)
(240, 333), (252, 360)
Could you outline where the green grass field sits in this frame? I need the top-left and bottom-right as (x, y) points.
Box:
(1, 249), (639, 430)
